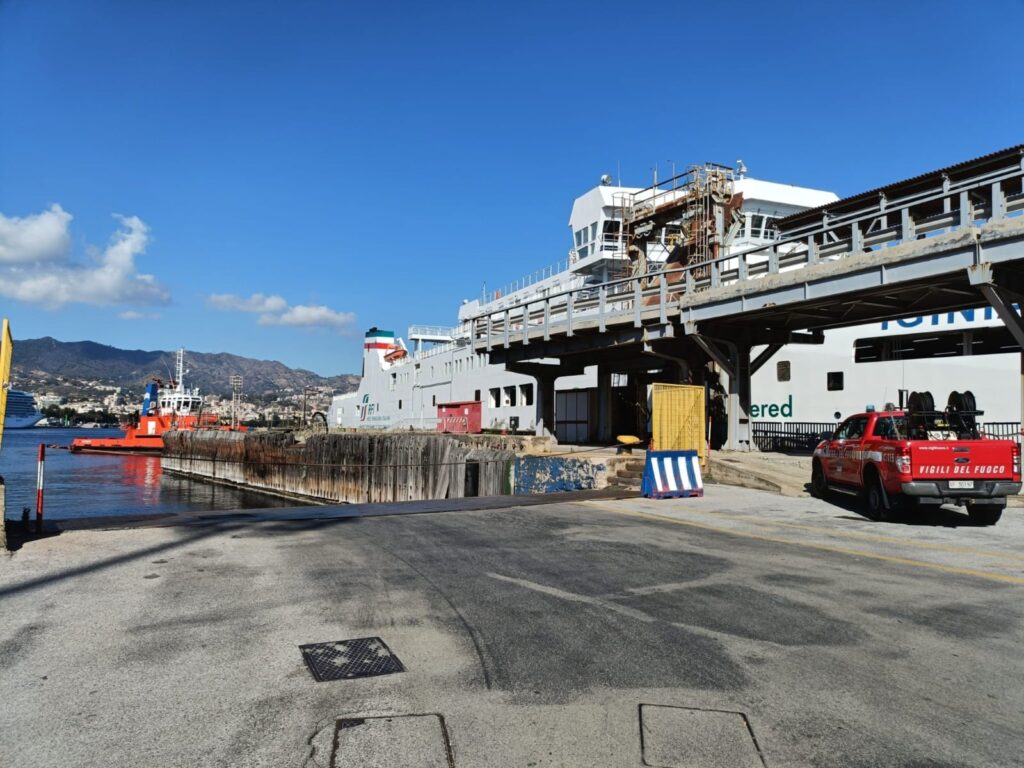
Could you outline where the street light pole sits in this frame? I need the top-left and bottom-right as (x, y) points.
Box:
(230, 375), (243, 429)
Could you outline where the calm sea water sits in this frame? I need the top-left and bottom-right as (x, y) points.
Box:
(0, 427), (304, 520)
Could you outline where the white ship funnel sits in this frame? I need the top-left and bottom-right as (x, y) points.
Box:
(363, 328), (398, 370)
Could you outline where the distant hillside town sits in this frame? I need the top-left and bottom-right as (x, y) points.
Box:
(9, 337), (359, 427)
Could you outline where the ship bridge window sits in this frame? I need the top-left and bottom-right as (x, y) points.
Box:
(590, 222), (598, 242)
(575, 229), (584, 247)
(734, 214), (748, 240)
(751, 215), (765, 238)
(602, 220), (621, 250)
(748, 214), (778, 240)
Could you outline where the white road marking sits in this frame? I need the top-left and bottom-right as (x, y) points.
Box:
(486, 572), (655, 622)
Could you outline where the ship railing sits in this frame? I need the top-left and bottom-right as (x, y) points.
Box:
(484, 259), (571, 304)
(468, 154), (1024, 350)
(414, 337), (472, 360)
(622, 163), (735, 225)
(408, 325), (459, 340)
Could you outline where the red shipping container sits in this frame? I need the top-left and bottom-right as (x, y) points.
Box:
(436, 401), (482, 434)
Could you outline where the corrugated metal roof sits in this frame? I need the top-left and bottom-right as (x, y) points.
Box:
(779, 144), (1024, 228)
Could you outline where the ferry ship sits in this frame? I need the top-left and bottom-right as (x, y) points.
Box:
(3, 389), (44, 429)
(329, 162), (1022, 445)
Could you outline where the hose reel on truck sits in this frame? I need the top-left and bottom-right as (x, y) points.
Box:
(906, 390), (983, 440)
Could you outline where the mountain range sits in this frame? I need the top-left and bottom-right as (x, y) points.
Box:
(10, 337), (360, 397)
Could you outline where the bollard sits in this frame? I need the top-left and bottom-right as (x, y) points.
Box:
(36, 443), (45, 534)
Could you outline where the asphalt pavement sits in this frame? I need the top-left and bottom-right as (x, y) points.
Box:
(1, 486), (1022, 767)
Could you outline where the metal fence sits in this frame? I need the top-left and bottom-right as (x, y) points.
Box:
(981, 422), (1022, 442)
(752, 422), (837, 453)
(753, 420), (1022, 452)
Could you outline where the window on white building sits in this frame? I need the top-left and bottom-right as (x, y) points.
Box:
(519, 383), (533, 406)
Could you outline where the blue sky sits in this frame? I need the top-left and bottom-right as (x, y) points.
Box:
(1, 0), (1021, 376)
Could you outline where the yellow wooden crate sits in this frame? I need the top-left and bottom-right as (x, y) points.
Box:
(651, 383), (706, 463)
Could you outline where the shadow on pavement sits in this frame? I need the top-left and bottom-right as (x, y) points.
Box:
(815, 488), (984, 528)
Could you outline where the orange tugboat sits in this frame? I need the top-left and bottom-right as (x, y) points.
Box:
(70, 349), (245, 455)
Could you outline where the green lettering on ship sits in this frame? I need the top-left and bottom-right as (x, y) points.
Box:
(750, 395), (793, 419)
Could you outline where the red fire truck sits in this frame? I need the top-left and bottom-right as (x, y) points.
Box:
(811, 391), (1021, 525)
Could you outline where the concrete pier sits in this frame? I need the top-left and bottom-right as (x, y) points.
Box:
(162, 431), (519, 504)
(162, 431), (631, 504)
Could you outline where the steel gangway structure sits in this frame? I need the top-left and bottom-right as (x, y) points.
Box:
(469, 146), (1024, 449)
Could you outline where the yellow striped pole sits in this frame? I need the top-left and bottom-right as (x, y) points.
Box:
(0, 319), (12, 453)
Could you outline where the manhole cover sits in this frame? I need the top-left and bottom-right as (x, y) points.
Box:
(640, 704), (767, 767)
(299, 637), (405, 682)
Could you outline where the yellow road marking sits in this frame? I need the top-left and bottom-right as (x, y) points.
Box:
(649, 508), (1024, 564)
(586, 504), (1024, 586)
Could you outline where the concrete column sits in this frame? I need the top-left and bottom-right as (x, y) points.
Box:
(726, 344), (753, 451)
(595, 368), (613, 442)
(534, 376), (557, 439)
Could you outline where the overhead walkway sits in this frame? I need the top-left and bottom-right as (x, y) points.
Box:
(470, 146), (1024, 448)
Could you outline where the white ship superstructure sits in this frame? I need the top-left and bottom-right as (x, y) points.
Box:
(329, 160), (1022, 442)
(3, 389), (44, 429)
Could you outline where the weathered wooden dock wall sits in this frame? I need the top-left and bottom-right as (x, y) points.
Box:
(162, 431), (515, 504)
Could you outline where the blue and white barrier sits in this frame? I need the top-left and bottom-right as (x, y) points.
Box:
(641, 450), (703, 499)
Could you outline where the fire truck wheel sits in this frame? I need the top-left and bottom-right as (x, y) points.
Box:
(810, 460), (828, 498)
(865, 472), (891, 522)
(966, 502), (1003, 526)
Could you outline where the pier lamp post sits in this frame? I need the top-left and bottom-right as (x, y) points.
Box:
(302, 386), (316, 426)
(230, 375), (243, 429)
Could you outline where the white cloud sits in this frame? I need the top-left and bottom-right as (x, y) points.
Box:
(259, 304), (355, 330)
(209, 292), (355, 333)
(0, 208), (170, 309)
(0, 204), (72, 263)
(118, 310), (161, 320)
(207, 292), (287, 313)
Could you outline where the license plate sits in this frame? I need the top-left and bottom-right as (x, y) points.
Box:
(948, 480), (975, 490)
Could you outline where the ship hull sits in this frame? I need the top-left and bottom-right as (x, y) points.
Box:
(68, 441), (164, 456)
(3, 413), (45, 429)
